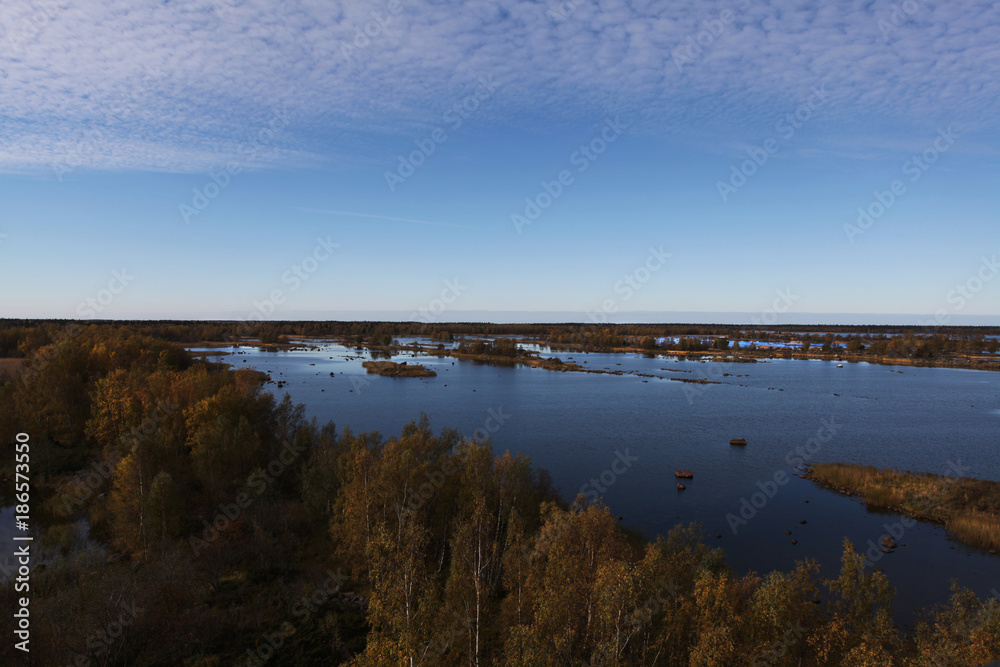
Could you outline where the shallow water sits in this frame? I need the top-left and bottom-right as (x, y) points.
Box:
(193, 340), (1000, 626)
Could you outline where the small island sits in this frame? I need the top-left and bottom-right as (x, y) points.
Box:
(362, 360), (436, 377)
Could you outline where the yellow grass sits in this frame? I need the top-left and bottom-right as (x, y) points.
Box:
(808, 462), (1000, 553)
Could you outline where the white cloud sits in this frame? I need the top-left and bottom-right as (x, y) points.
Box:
(1, 0), (997, 172)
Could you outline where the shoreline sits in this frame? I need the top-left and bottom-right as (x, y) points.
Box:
(804, 462), (1000, 554)
(178, 335), (1000, 377)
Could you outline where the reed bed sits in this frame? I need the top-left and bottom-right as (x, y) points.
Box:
(808, 462), (1000, 552)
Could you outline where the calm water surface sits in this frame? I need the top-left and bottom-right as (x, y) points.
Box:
(193, 340), (1000, 626)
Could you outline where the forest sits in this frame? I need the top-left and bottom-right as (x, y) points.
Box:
(1, 322), (999, 665)
(1, 319), (999, 359)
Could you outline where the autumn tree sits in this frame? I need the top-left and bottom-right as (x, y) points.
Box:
(503, 498), (635, 664)
(810, 539), (899, 665)
(85, 367), (146, 453)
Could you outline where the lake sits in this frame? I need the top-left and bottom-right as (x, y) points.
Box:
(192, 340), (1000, 627)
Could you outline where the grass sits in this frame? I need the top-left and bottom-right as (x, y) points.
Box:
(361, 360), (436, 377)
(806, 462), (1000, 553)
(449, 349), (584, 372)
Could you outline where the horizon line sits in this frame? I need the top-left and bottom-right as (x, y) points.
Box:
(2, 312), (999, 328)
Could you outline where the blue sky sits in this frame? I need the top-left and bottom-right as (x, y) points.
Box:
(1, 0), (998, 324)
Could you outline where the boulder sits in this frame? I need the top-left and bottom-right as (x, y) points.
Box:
(675, 470), (693, 479)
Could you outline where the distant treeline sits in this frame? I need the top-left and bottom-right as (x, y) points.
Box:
(1, 322), (999, 665)
(1, 318), (998, 358)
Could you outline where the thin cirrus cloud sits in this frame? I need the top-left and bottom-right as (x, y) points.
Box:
(1, 0), (998, 174)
